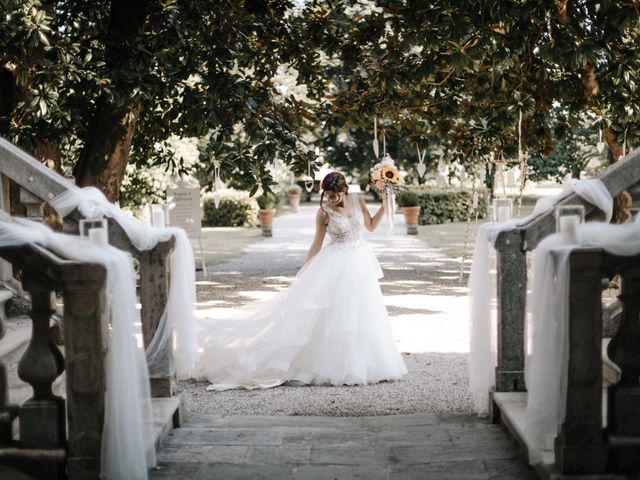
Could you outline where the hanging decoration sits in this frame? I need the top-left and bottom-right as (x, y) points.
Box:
(372, 117), (380, 159)
(304, 158), (314, 192)
(212, 163), (223, 209)
(436, 158), (447, 188)
(459, 166), (480, 282)
(622, 128), (628, 158)
(596, 124), (605, 154)
(416, 144), (427, 179)
(382, 127), (387, 157)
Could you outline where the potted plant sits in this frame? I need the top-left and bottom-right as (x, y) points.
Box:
(256, 192), (277, 236)
(397, 190), (421, 235)
(287, 184), (302, 213)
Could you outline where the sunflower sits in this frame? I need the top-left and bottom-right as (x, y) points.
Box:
(381, 165), (400, 183)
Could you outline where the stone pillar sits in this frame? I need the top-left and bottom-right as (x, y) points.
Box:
(138, 239), (175, 397)
(62, 263), (108, 480)
(554, 249), (607, 474)
(494, 229), (527, 392)
(607, 267), (640, 472)
(0, 174), (15, 445)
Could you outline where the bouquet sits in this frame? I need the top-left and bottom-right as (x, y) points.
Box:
(368, 154), (405, 234)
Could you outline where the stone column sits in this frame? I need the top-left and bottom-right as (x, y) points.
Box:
(607, 266), (640, 472)
(61, 263), (108, 480)
(554, 249), (607, 474)
(138, 238), (175, 397)
(494, 229), (527, 392)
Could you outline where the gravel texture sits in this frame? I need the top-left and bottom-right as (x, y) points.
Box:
(180, 202), (475, 417)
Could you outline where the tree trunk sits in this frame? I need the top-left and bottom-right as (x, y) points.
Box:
(73, 0), (149, 202)
(604, 127), (624, 162)
(73, 101), (141, 201)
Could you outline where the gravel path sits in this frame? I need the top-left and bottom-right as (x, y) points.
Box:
(181, 202), (475, 417)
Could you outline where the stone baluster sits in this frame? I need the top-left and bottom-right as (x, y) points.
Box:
(554, 249), (607, 474)
(61, 262), (108, 479)
(17, 274), (65, 450)
(494, 229), (527, 392)
(607, 265), (640, 472)
(0, 174), (16, 445)
(139, 238), (175, 397)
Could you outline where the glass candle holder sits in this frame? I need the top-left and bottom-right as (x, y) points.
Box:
(79, 217), (109, 248)
(492, 197), (513, 223)
(555, 204), (585, 244)
(150, 204), (166, 228)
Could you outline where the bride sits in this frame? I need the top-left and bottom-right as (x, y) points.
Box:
(193, 172), (408, 390)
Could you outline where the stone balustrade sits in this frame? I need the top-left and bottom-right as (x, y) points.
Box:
(493, 246), (640, 478)
(0, 242), (108, 480)
(0, 136), (176, 396)
(493, 147), (640, 394)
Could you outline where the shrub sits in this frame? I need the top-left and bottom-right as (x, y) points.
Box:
(396, 190), (419, 208)
(256, 192), (277, 210)
(202, 189), (258, 227)
(407, 187), (489, 224)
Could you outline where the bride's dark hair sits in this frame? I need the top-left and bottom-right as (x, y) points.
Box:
(320, 172), (349, 210)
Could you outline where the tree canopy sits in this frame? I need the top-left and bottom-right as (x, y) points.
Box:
(1, 0), (639, 202)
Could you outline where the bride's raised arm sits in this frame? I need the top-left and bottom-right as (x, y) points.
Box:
(304, 208), (329, 263)
(358, 193), (386, 232)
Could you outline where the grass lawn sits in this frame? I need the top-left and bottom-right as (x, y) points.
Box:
(415, 196), (539, 259)
(190, 226), (263, 267)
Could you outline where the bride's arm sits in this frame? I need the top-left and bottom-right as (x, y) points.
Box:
(359, 194), (386, 232)
(305, 208), (329, 263)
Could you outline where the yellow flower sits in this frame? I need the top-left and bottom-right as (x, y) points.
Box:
(381, 165), (400, 183)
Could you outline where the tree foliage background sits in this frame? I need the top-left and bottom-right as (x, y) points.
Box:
(1, 0), (639, 204)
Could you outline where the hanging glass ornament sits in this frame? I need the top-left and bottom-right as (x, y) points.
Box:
(372, 117), (380, 159)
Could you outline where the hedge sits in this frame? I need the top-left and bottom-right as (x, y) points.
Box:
(407, 187), (489, 225)
(202, 189), (258, 227)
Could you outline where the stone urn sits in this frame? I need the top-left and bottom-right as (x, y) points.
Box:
(401, 206), (421, 235)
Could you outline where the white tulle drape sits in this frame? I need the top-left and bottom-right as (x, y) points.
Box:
(468, 179), (613, 416)
(49, 187), (196, 379)
(0, 214), (155, 480)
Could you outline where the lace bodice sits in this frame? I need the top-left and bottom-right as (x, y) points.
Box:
(325, 194), (363, 245)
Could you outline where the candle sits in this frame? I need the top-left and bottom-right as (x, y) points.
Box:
(88, 227), (109, 247)
(152, 210), (165, 228)
(559, 215), (580, 244)
(497, 206), (511, 223)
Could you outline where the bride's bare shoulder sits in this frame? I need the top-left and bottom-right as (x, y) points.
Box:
(316, 207), (330, 221)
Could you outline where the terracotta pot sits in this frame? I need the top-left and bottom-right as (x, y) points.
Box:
(401, 206), (421, 235)
(258, 208), (276, 236)
(287, 193), (301, 213)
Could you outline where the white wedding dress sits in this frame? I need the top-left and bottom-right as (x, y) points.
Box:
(193, 194), (408, 390)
